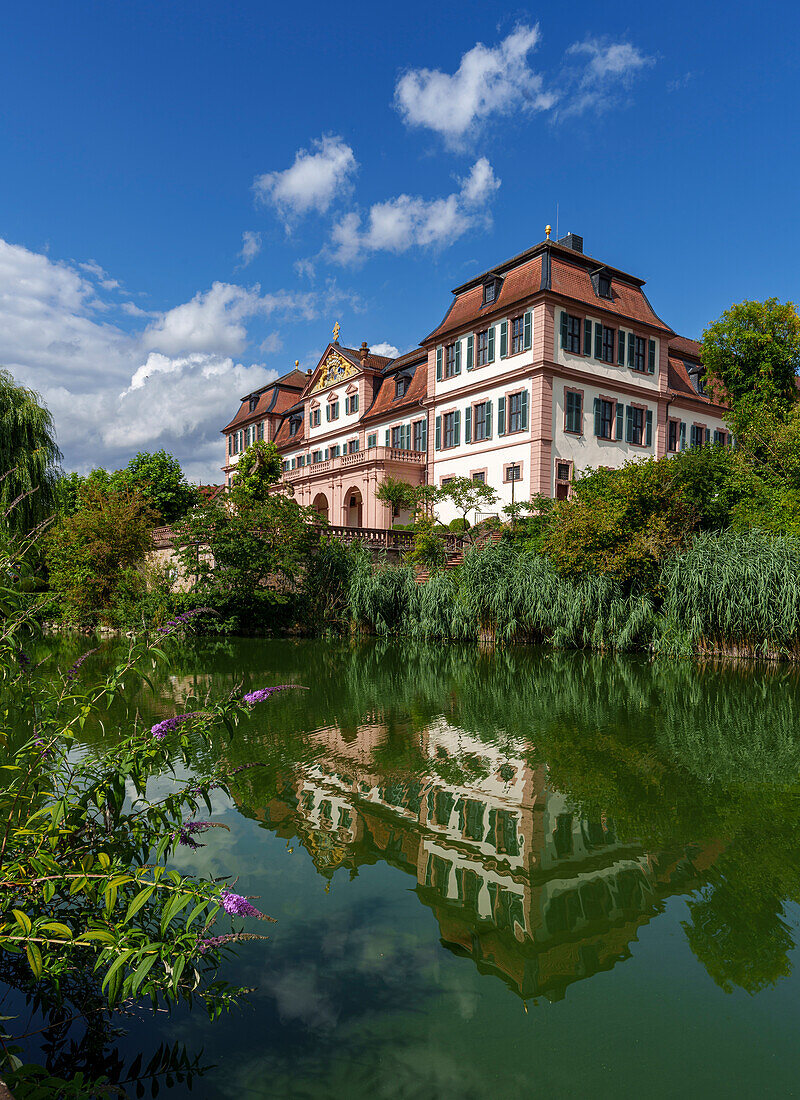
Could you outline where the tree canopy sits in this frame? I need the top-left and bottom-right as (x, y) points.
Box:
(0, 368), (62, 535)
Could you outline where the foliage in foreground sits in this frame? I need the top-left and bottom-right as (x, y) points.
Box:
(0, 369), (62, 537)
(0, 535), (294, 1096)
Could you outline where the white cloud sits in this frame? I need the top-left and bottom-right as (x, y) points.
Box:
(238, 230), (262, 266)
(559, 39), (655, 117)
(79, 258), (121, 291)
(395, 25), (555, 145)
(254, 135), (357, 224)
(142, 282), (316, 357)
(259, 331), (283, 355)
(369, 342), (400, 358)
(0, 236), (360, 482)
(294, 258), (316, 280)
(329, 158), (500, 264)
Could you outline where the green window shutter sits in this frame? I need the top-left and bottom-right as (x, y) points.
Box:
(521, 388), (529, 430)
(524, 310), (532, 350)
(594, 398), (602, 436)
(584, 319), (592, 356)
(500, 321), (508, 359)
(486, 399), (493, 438)
(385, 429), (390, 447)
(618, 330), (625, 365)
(436, 347), (443, 381)
(594, 322), (602, 359)
(324, 447), (329, 460)
(705, 427), (711, 443)
(625, 406), (633, 444)
(648, 339), (656, 373)
(488, 326), (495, 362)
(466, 334), (474, 371)
(560, 310), (568, 348)
(498, 396), (506, 435)
(464, 406), (472, 443)
(455, 340), (461, 374)
(645, 410), (653, 446)
(435, 416), (441, 450)
(454, 410), (461, 446)
(627, 332), (635, 367)
(615, 403), (624, 440)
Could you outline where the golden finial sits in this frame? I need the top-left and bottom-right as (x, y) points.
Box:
(545, 225), (551, 240)
(332, 321), (340, 343)
(295, 359), (299, 367)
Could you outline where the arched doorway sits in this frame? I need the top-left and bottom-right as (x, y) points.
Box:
(312, 493), (329, 522)
(344, 487), (363, 528)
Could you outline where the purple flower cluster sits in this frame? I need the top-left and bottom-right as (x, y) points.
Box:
(155, 607), (214, 636)
(64, 647), (98, 683)
(175, 820), (213, 849)
(241, 684), (301, 705)
(151, 712), (199, 740)
(34, 737), (54, 762)
(197, 933), (237, 954)
(221, 891), (267, 919)
(17, 651), (31, 671)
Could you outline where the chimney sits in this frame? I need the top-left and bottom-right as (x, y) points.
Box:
(359, 341), (370, 368)
(557, 232), (583, 253)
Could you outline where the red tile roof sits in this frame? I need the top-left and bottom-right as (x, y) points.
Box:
(427, 255), (543, 340)
(361, 351), (428, 424)
(668, 335), (702, 361)
(272, 405), (306, 448)
(550, 255), (670, 330)
(222, 379), (305, 433)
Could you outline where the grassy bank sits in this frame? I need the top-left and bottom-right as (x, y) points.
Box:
(348, 529), (800, 659)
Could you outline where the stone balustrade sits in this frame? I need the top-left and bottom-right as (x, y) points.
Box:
(283, 446), (425, 481)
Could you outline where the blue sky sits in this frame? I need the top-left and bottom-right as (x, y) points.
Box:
(0, 1), (797, 480)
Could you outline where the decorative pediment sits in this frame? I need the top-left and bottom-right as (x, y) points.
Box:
(309, 397), (320, 409)
(311, 348), (359, 393)
(345, 382), (358, 395)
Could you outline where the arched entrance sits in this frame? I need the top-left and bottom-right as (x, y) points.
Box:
(344, 487), (363, 528)
(312, 492), (329, 522)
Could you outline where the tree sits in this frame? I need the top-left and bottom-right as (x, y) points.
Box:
(437, 476), (499, 531)
(376, 476), (417, 522)
(119, 451), (199, 524)
(45, 487), (156, 625)
(702, 298), (800, 414)
(0, 369), (62, 535)
(230, 440), (283, 505)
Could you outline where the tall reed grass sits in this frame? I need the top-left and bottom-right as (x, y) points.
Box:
(347, 529), (800, 658)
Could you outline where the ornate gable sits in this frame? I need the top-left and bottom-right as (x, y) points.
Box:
(311, 346), (359, 393)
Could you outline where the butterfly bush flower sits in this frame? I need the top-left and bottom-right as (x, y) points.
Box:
(175, 820), (213, 848)
(155, 607), (214, 636)
(241, 684), (302, 705)
(151, 712), (200, 740)
(64, 647), (98, 683)
(221, 891), (269, 919)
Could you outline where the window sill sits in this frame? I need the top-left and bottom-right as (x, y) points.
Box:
(563, 428), (583, 436)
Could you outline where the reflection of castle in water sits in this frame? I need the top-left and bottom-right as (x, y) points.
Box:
(245, 720), (721, 1001)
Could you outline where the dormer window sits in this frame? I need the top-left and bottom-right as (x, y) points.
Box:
(248, 395), (259, 413)
(288, 417), (301, 437)
(482, 277), (501, 306)
(591, 270), (613, 300)
(395, 374), (410, 398)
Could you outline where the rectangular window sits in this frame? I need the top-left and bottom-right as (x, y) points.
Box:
(345, 394), (360, 414)
(713, 429), (727, 446)
(506, 393), (525, 431)
(595, 398), (615, 440)
(258, 421), (265, 441)
(668, 420), (679, 452)
(627, 406), (644, 445)
(483, 281), (496, 305)
(505, 463), (521, 482)
(555, 461), (571, 501)
(392, 425), (407, 449)
(473, 401), (489, 441)
(476, 329), (489, 366)
(511, 315), (524, 354)
(443, 411), (459, 448)
(634, 337), (646, 373)
(367, 433), (377, 449)
(565, 391), (583, 434)
(602, 326), (615, 363)
(584, 319), (592, 357)
(472, 471), (486, 483)
(618, 330), (625, 366)
(348, 439), (359, 454)
(395, 377), (409, 398)
(413, 418), (427, 452)
(313, 409), (321, 427)
(690, 425), (705, 448)
(445, 342), (457, 378)
(567, 314), (581, 353)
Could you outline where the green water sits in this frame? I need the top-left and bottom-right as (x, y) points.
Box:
(29, 638), (800, 1095)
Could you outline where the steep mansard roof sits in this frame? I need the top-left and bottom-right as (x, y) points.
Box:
(222, 367), (307, 432)
(426, 240), (671, 341)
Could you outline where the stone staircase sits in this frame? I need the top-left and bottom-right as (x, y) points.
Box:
(414, 528), (503, 584)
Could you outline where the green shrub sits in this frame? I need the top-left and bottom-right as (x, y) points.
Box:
(448, 517), (471, 533)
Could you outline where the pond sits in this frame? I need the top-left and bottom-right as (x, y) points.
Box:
(21, 637), (800, 1095)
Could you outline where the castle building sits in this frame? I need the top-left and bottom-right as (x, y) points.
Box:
(221, 232), (729, 527)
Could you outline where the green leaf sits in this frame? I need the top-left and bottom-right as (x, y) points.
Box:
(26, 942), (42, 980)
(12, 910), (32, 935)
(76, 929), (117, 945)
(125, 885), (156, 924)
(131, 951), (159, 993)
(101, 948), (134, 994)
(160, 892), (192, 936)
(40, 923), (73, 939)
